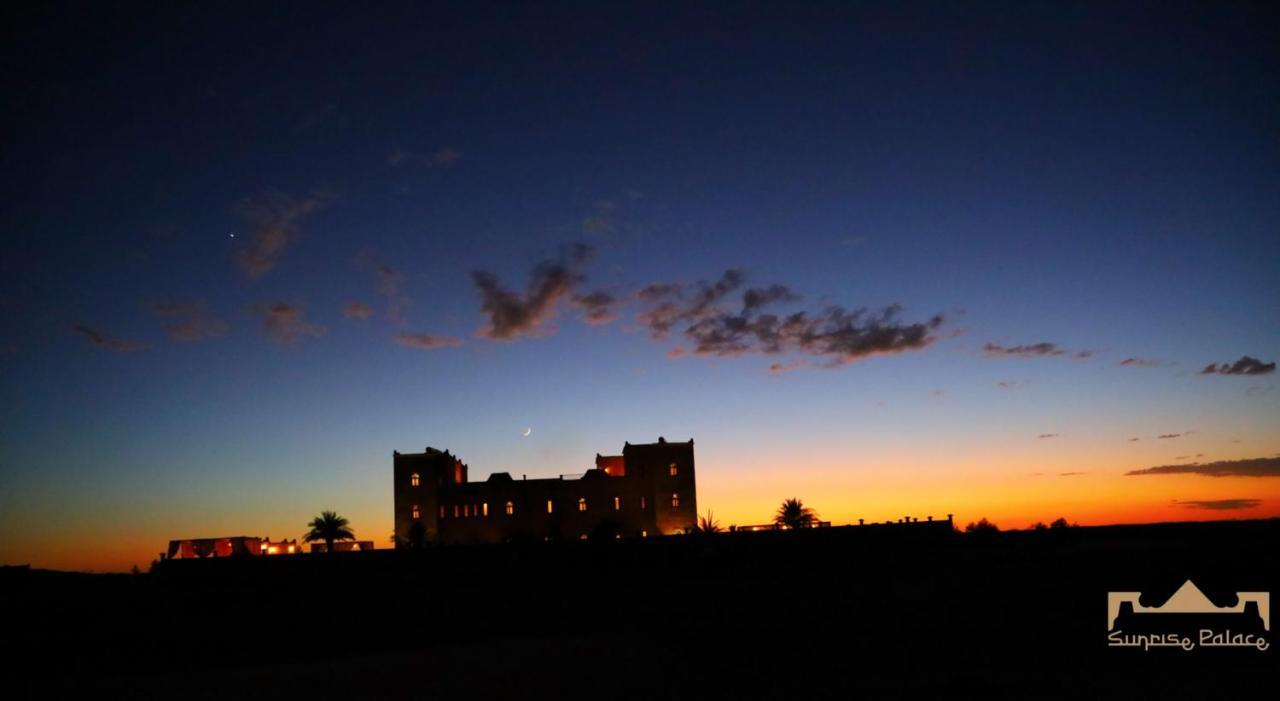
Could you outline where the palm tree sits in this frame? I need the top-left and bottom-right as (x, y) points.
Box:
(774, 498), (817, 530)
(695, 510), (722, 534)
(304, 510), (356, 553)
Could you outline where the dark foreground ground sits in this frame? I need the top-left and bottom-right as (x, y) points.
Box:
(4, 519), (1278, 699)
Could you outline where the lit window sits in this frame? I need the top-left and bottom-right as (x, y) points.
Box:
(287, 545), (295, 553)
(454, 463), (463, 483)
(640, 496), (647, 510)
(505, 501), (514, 515)
(669, 463), (678, 476)
(671, 493), (680, 508)
(439, 505), (446, 518)
(613, 496), (620, 511)
(411, 505), (420, 519)
(464, 504), (470, 517)
(410, 472), (420, 487)
(482, 502), (489, 517)
(454, 505), (460, 518)
(641, 530), (648, 538)
(473, 503), (479, 517)
(547, 500), (554, 514)
(578, 497), (587, 512)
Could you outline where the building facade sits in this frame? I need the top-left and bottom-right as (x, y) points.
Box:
(393, 438), (697, 546)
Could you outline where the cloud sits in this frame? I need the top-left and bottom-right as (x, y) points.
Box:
(572, 290), (621, 325)
(1126, 457), (1280, 478)
(995, 380), (1027, 389)
(983, 342), (1064, 357)
(343, 302), (374, 320)
(70, 325), (149, 352)
(1201, 356), (1276, 376)
(234, 193), (325, 278)
(1038, 433), (1059, 439)
(636, 270), (943, 366)
(353, 254), (413, 325)
(767, 360), (811, 374)
(1157, 433), (1181, 439)
(472, 244), (594, 340)
(1172, 499), (1262, 511)
(1127, 437), (1140, 442)
(1120, 357), (1166, 368)
(147, 301), (229, 342)
(374, 263), (410, 324)
(249, 303), (327, 345)
(1059, 471), (1086, 477)
(394, 333), (463, 350)
(1073, 350), (1097, 360)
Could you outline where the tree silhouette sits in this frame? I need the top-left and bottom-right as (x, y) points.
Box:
(697, 510), (722, 534)
(1049, 517), (1075, 529)
(774, 498), (817, 529)
(964, 518), (999, 535)
(303, 510), (355, 553)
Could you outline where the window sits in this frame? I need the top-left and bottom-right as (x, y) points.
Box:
(464, 504), (470, 517)
(505, 501), (514, 515)
(411, 505), (420, 519)
(578, 497), (587, 512)
(613, 496), (620, 511)
(454, 505), (460, 518)
(410, 472), (420, 487)
(473, 503), (479, 517)
(482, 502), (489, 517)
(439, 505), (445, 518)
(640, 496), (647, 510)
(454, 463), (464, 484)
(669, 463), (678, 477)
(641, 530), (648, 538)
(671, 493), (680, 508)
(546, 499), (554, 514)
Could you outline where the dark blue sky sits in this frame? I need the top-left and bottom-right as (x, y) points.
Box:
(2, 1), (1278, 570)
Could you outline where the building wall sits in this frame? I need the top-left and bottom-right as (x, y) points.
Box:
(393, 439), (696, 546)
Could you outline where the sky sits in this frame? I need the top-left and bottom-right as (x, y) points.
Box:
(2, 1), (1278, 572)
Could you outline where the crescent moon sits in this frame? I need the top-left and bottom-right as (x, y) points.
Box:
(522, 427), (532, 437)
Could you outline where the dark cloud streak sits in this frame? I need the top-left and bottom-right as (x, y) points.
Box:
(1126, 457), (1280, 478)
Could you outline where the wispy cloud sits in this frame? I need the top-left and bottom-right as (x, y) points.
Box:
(147, 300), (229, 342)
(995, 380), (1028, 389)
(1119, 357), (1166, 368)
(637, 269), (943, 367)
(1038, 433), (1059, 439)
(572, 290), (621, 325)
(1059, 471), (1086, 477)
(1172, 499), (1262, 511)
(234, 193), (326, 278)
(472, 244), (594, 340)
(248, 303), (327, 345)
(1157, 433), (1181, 439)
(1126, 456), (1280, 478)
(343, 302), (373, 320)
(983, 342), (1063, 357)
(1201, 356), (1276, 376)
(70, 324), (149, 353)
(394, 333), (463, 350)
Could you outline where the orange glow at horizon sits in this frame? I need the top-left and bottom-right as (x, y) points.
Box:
(3, 439), (1279, 574)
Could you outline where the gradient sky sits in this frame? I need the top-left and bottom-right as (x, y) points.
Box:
(3, 1), (1279, 572)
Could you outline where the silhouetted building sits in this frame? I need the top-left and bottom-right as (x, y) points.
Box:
(393, 437), (697, 546)
(167, 536), (299, 559)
